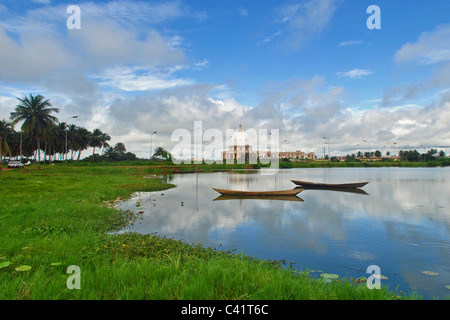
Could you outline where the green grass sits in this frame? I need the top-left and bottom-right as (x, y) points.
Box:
(0, 164), (417, 300)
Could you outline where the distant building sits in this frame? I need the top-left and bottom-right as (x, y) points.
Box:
(279, 150), (315, 160)
(221, 125), (315, 162)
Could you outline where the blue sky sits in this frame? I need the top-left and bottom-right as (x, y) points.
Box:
(1, 0), (450, 158)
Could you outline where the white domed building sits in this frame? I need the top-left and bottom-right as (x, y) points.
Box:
(221, 124), (315, 163)
(222, 124), (255, 162)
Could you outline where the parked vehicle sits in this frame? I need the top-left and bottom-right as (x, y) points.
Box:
(7, 160), (24, 168)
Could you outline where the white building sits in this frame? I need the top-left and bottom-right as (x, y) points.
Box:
(221, 125), (315, 162)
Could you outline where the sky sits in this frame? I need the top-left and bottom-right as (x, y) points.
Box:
(1, 0), (450, 159)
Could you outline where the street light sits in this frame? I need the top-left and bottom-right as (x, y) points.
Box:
(65, 116), (78, 165)
(150, 131), (157, 159)
(19, 131), (23, 161)
(386, 141), (397, 159)
(323, 137), (330, 160)
(363, 139), (371, 159)
(281, 139), (287, 159)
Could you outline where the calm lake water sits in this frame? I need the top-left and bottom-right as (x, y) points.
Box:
(117, 167), (450, 299)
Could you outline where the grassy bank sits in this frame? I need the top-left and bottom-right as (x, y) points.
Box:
(0, 165), (416, 300)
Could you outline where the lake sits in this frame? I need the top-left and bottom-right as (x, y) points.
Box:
(117, 167), (450, 299)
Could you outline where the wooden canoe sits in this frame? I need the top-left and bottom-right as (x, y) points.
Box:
(213, 195), (304, 202)
(291, 180), (368, 189)
(213, 188), (303, 196)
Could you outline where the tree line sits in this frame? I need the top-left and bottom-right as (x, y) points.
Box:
(344, 148), (446, 162)
(0, 94), (136, 169)
(398, 149), (445, 162)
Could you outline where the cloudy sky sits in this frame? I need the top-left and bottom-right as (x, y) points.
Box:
(1, 0), (450, 159)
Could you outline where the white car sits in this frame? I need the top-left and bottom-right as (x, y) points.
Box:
(7, 160), (24, 168)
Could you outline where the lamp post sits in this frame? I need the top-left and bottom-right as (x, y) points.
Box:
(280, 139), (288, 160)
(363, 139), (370, 159)
(20, 131), (23, 161)
(150, 131), (157, 159)
(393, 142), (397, 159)
(386, 141), (397, 160)
(323, 137), (329, 160)
(65, 116), (78, 165)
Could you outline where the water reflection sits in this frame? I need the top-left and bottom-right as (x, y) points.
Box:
(118, 168), (450, 299)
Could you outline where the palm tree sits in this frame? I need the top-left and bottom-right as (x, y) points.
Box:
(90, 128), (103, 162)
(55, 122), (68, 160)
(72, 126), (91, 162)
(0, 119), (14, 170)
(66, 124), (77, 160)
(100, 132), (111, 155)
(10, 94), (59, 169)
(43, 122), (63, 163)
(104, 146), (115, 159)
(114, 142), (126, 156)
(6, 130), (21, 159)
(154, 146), (172, 160)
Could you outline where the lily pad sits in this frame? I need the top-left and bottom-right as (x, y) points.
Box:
(421, 270), (439, 276)
(15, 265), (31, 272)
(0, 261), (11, 269)
(445, 285), (450, 290)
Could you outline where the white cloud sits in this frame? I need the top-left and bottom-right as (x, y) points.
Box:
(66, 1), (191, 26)
(277, 0), (339, 49)
(238, 7), (248, 17)
(258, 31), (283, 45)
(68, 20), (185, 69)
(83, 81), (450, 156)
(395, 24), (450, 65)
(1, 2), (449, 159)
(0, 26), (70, 82)
(384, 25), (450, 106)
(95, 66), (194, 92)
(167, 59), (209, 75)
(32, 0), (51, 4)
(0, 0), (192, 103)
(337, 69), (374, 79)
(338, 40), (363, 47)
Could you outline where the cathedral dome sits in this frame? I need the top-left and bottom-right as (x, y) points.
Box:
(231, 124), (248, 146)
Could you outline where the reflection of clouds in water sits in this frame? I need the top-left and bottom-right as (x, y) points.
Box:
(120, 169), (450, 245)
(295, 169), (450, 226)
(118, 168), (450, 299)
(349, 250), (375, 261)
(121, 188), (250, 239)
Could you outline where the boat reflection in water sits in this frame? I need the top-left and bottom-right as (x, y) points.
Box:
(297, 186), (369, 195)
(117, 168), (450, 299)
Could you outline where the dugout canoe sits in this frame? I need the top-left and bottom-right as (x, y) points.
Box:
(291, 180), (368, 189)
(213, 194), (304, 202)
(213, 188), (303, 196)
